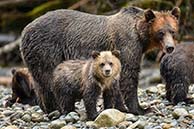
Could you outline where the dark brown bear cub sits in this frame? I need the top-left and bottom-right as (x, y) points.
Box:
(160, 43), (194, 105)
(52, 50), (126, 120)
(5, 68), (37, 107)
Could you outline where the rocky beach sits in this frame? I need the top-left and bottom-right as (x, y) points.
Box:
(0, 68), (194, 129)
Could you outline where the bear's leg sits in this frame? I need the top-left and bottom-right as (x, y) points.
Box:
(36, 88), (57, 113)
(83, 84), (101, 120)
(29, 90), (38, 106)
(22, 97), (37, 106)
(113, 81), (128, 112)
(60, 95), (75, 114)
(52, 84), (75, 114)
(103, 90), (127, 112)
(35, 81), (58, 113)
(103, 80), (127, 112)
(33, 82), (46, 112)
(120, 70), (149, 115)
(165, 74), (192, 105)
(165, 84), (172, 102)
(103, 89), (113, 109)
(42, 89), (58, 113)
(171, 83), (189, 105)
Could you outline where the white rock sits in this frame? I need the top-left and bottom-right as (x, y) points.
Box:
(146, 87), (158, 94)
(172, 108), (188, 119)
(60, 125), (76, 129)
(49, 120), (66, 129)
(4, 125), (18, 129)
(31, 112), (44, 122)
(94, 109), (125, 127)
(125, 113), (138, 122)
(156, 84), (165, 90)
(86, 121), (98, 128)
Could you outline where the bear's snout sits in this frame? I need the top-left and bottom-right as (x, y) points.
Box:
(103, 68), (112, 77)
(105, 69), (111, 75)
(162, 33), (176, 54)
(166, 45), (174, 53)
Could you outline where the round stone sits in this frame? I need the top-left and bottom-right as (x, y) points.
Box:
(172, 108), (188, 119)
(21, 113), (31, 122)
(48, 110), (61, 120)
(31, 112), (44, 122)
(49, 120), (66, 129)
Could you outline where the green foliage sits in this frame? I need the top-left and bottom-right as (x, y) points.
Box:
(0, 0), (194, 39)
(127, 0), (174, 10)
(27, 0), (65, 19)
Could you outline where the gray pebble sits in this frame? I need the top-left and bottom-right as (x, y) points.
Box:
(48, 110), (61, 120)
(172, 108), (188, 119)
(31, 112), (44, 122)
(10, 111), (24, 121)
(21, 113), (31, 122)
(64, 112), (79, 123)
(146, 87), (158, 94)
(64, 115), (74, 123)
(189, 109), (194, 115)
(125, 113), (138, 122)
(59, 114), (66, 120)
(137, 120), (147, 129)
(1, 78), (194, 129)
(49, 119), (66, 129)
(2, 110), (15, 116)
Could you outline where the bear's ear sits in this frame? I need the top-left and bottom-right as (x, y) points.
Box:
(11, 68), (16, 75)
(171, 7), (180, 20)
(92, 51), (100, 59)
(144, 9), (156, 22)
(112, 50), (120, 58)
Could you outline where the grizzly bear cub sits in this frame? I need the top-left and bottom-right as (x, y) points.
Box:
(51, 50), (126, 120)
(5, 68), (37, 107)
(160, 43), (194, 105)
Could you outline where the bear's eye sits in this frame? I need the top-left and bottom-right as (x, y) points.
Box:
(100, 63), (105, 67)
(169, 30), (175, 35)
(169, 30), (176, 38)
(109, 62), (113, 66)
(158, 31), (165, 39)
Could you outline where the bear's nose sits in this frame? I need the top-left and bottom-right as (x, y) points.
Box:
(105, 70), (110, 75)
(166, 46), (174, 53)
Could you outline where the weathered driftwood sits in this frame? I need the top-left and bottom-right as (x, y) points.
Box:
(0, 38), (21, 56)
(0, 76), (11, 87)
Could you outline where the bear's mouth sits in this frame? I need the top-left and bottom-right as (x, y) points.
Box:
(104, 75), (111, 77)
(103, 73), (112, 78)
(102, 69), (112, 77)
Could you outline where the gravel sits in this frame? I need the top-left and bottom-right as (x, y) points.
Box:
(1, 82), (194, 129)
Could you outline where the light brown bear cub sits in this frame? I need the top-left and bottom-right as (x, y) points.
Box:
(51, 50), (126, 120)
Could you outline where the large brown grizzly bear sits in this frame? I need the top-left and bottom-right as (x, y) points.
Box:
(20, 6), (180, 114)
(52, 50), (126, 120)
(5, 68), (37, 107)
(160, 43), (194, 105)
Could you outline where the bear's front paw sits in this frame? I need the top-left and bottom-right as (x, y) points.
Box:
(4, 100), (14, 107)
(184, 97), (194, 104)
(143, 106), (153, 114)
(117, 106), (129, 113)
(131, 106), (153, 115)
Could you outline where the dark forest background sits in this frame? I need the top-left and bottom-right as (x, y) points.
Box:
(0, 0), (193, 66)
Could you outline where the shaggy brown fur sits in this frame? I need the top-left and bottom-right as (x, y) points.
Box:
(5, 68), (37, 107)
(160, 43), (194, 104)
(51, 50), (126, 120)
(21, 6), (180, 114)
